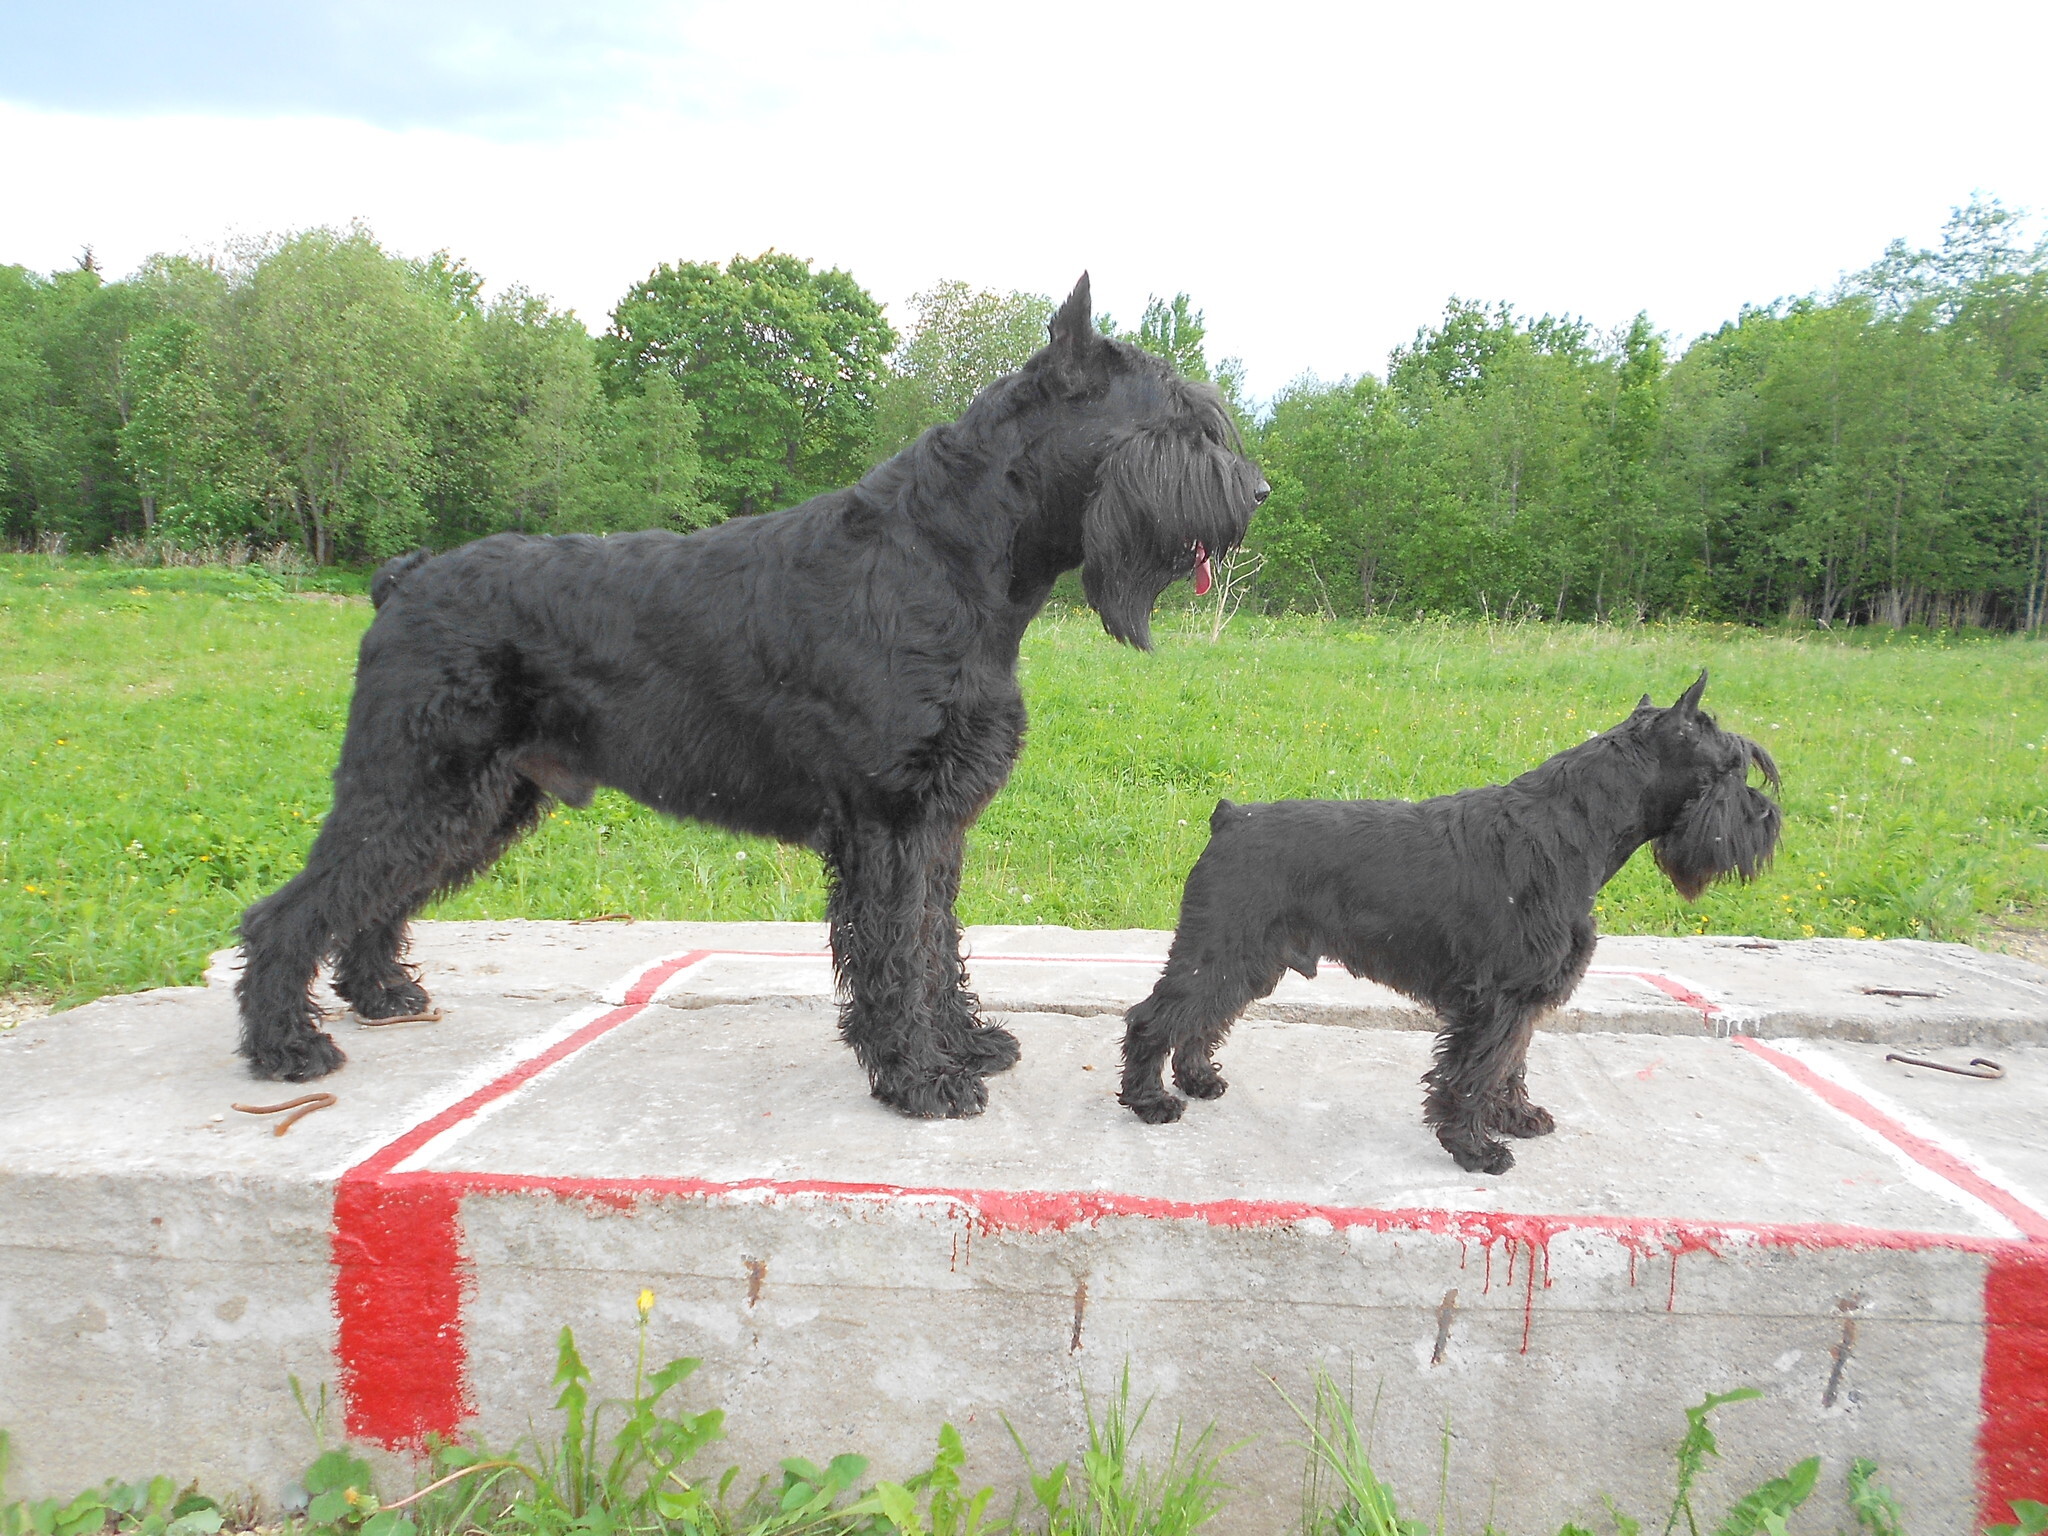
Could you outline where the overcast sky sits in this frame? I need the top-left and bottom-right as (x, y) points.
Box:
(3, 0), (2044, 399)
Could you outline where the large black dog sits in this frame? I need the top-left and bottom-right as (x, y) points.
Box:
(1118, 674), (1781, 1173)
(237, 276), (1267, 1115)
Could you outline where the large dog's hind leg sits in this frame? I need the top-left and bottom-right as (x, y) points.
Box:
(236, 792), (421, 1081)
(921, 826), (1020, 1078)
(1423, 998), (1542, 1174)
(330, 774), (547, 1022)
(828, 821), (988, 1118)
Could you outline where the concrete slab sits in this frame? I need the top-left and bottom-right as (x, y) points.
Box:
(3, 924), (2046, 1534)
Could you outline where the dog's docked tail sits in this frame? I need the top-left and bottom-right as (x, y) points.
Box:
(371, 548), (433, 609)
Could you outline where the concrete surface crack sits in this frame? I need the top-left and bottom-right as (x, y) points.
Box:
(1431, 1287), (1458, 1365)
(1823, 1295), (1862, 1408)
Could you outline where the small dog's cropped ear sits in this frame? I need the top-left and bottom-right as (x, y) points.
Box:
(1049, 274), (1094, 357)
(1672, 669), (1709, 717)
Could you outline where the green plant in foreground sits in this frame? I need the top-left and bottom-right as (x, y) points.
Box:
(0, 1432), (225, 1536)
(1004, 1364), (1230, 1536)
(1282, 1371), (1914, 1536)
(1986, 1500), (2048, 1536)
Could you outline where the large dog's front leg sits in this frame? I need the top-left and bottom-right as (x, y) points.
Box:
(921, 826), (1020, 1078)
(828, 822), (988, 1118)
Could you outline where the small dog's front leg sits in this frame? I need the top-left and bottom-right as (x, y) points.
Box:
(1487, 1069), (1556, 1139)
(1172, 1049), (1228, 1101)
(1423, 1067), (1515, 1175)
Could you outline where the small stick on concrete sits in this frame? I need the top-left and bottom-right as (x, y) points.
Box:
(572, 913), (634, 924)
(1883, 1052), (2004, 1079)
(231, 1092), (337, 1136)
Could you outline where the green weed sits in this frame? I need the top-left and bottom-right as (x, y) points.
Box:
(1284, 1371), (1913, 1536)
(1005, 1365), (1231, 1535)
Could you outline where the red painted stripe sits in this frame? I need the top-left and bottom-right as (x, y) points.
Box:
(1591, 968), (1721, 1026)
(332, 950), (710, 1447)
(371, 1166), (2026, 1256)
(1734, 1036), (2048, 1241)
(1981, 1244), (2048, 1522)
(332, 1178), (467, 1446)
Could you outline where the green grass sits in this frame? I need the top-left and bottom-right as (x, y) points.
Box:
(5, 553), (2048, 1005)
(2, 1306), (1982, 1536)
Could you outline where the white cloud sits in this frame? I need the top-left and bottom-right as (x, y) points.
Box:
(2, 0), (2045, 399)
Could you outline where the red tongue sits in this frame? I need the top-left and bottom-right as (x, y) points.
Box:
(1192, 543), (1213, 596)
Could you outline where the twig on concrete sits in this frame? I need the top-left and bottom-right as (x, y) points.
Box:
(230, 1092), (337, 1135)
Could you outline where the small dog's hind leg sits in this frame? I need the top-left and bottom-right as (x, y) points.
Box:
(1121, 939), (1277, 1123)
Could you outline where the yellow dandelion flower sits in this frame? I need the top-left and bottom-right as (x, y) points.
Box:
(637, 1287), (655, 1316)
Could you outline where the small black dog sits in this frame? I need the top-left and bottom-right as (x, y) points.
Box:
(1118, 673), (1781, 1173)
(235, 276), (1268, 1120)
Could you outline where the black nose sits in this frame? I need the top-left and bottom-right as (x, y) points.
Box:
(1253, 480), (1271, 504)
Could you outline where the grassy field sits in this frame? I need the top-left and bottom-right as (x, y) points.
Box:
(4, 552), (2047, 1006)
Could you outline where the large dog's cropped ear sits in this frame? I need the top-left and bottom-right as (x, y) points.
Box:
(1049, 274), (1094, 359)
(1672, 669), (1708, 717)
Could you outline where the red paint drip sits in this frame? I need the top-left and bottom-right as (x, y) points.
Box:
(332, 950), (711, 1449)
(1520, 1240), (1539, 1353)
(1735, 1037), (2048, 1241)
(1980, 1245), (2048, 1524)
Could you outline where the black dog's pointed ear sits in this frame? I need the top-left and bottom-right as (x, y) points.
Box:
(1049, 274), (1093, 354)
(1673, 670), (1708, 717)
(1637, 692), (1654, 709)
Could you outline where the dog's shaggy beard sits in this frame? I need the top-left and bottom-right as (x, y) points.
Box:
(1082, 418), (1260, 650)
(1653, 738), (1783, 900)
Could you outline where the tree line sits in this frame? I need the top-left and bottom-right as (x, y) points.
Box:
(3, 200), (2044, 627)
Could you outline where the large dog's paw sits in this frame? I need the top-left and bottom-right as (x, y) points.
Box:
(1440, 1132), (1515, 1176)
(942, 1022), (1022, 1077)
(1119, 1090), (1187, 1125)
(1172, 1057), (1229, 1101)
(874, 1066), (989, 1119)
(345, 978), (434, 1022)
(246, 1028), (347, 1082)
(1490, 1099), (1556, 1139)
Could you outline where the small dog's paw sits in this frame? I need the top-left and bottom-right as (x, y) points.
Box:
(1490, 1099), (1556, 1139)
(943, 1022), (1021, 1077)
(1173, 1059), (1229, 1100)
(1443, 1135), (1515, 1175)
(1120, 1091), (1186, 1125)
(247, 1029), (347, 1082)
(874, 1066), (988, 1119)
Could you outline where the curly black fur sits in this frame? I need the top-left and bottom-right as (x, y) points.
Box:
(235, 276), (1267, 1112)
(1118, 672), (1781, 1173)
